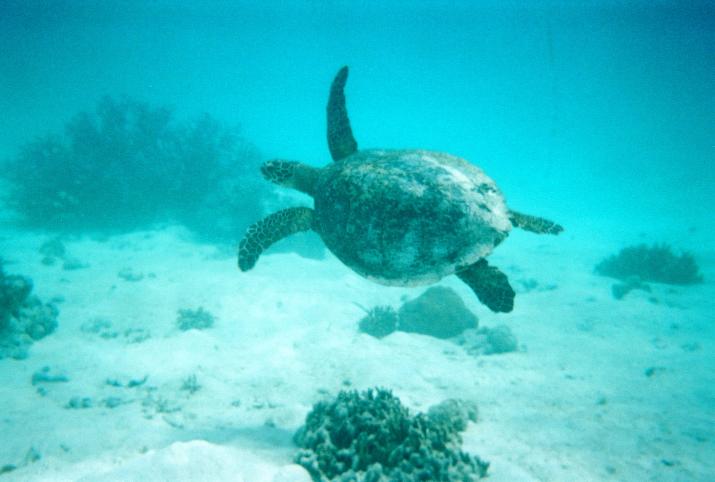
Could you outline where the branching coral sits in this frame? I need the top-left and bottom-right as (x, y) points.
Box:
(358, 305), (398, 339)
(2, 96), (272, 240)
(294, 388), (488, 481)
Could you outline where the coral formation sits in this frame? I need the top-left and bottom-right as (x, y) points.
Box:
(80, 318), (118, 339)
(118, 267), (144, 282)
(66, 396), (93, 409)
(1, 261), (59, 359)
(180, 374), (201, 395)
(31, 366), (69, 385)
(427, 398), (479, 432)
(398, 286), (478, 339)
(482, 325), (518, 354)
(176, 307), (215, 331)
(0, 447), (41, 476)
(80, 318), (150, 343)
(38, 237), (89, 270)
(611, 276), (652, 300)
(595, 244), (702, 285)
(294, 388), (488, 481)
(454, 325), (518, 356)
(357, 289), (517, 358)
(2, 96), (272, 240)
(358, 286), (478, 340)
(38, 237), (66, 265)
(358, 305), (398, 339)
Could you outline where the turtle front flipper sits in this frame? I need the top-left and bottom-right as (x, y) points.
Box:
(238, 207), (315, 271)
(327, 66), (358, 161)
(509, 210), (563, 235)
(456, 259), (515, 313)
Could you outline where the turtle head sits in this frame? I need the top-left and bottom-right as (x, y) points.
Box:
(261, 160), (320, 197)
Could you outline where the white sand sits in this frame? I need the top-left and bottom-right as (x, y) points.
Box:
(0, 223), (713, 481)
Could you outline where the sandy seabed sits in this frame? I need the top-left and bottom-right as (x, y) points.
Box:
(1, 223), (713, 481)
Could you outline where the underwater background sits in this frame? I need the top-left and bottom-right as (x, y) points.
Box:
(1, 1), (713, 481)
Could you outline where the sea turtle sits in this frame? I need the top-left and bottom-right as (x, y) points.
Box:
(238, 66), (562, 312)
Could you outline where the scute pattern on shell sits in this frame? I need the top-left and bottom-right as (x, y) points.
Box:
(313, 149), (511, 286)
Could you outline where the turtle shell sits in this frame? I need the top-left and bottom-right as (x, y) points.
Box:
(313, 149), (512, 286)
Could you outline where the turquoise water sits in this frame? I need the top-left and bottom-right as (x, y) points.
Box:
(1, 1), (713, 480)
(2, 2), (713, 235)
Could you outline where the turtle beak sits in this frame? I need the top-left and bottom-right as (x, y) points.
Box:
(261, 159), (299, 187)
(259, 161), (272, 180)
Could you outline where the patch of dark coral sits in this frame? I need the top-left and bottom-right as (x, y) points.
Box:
(294, 388), (488, 482)
(1, 261), (59, 359)
(358, 305), (399, 339)
(595, 244), (702, 285)
(176, 307), (215, 331)
(38, 237), (89, 270)
(1, 96), (272, 242)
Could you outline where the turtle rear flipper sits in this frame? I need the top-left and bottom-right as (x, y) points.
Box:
(238, 207), (314, 271)
(456, 259), (515, 313)
(510, 210), (563, 235)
